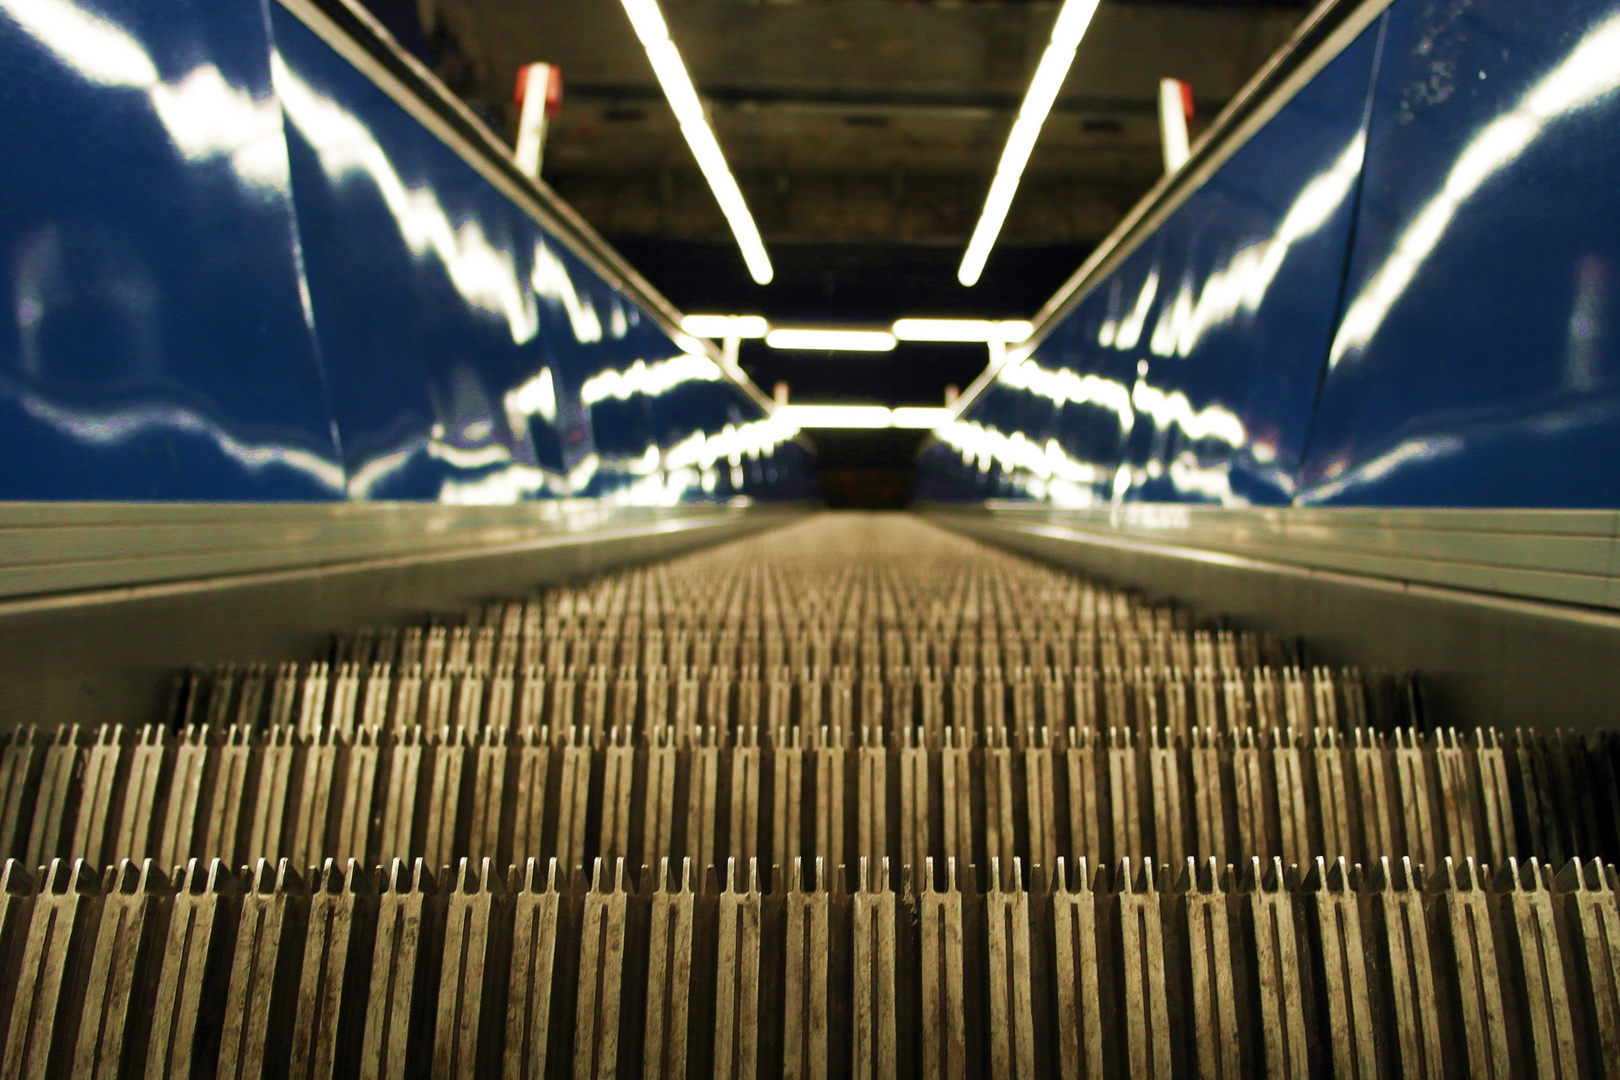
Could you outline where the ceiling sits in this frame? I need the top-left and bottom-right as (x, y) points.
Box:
(370, 0), (1312, 495)
(415, 0), (1307, 250)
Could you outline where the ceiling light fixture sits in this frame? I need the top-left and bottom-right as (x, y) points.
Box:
(618, 0), (774, 284)
(776, 404), (894, 428)
(766, 328), (898, 352)
(773, 404), (952, 429)
(957, 0), (1103, 287)
(892, 318), (1035, 343)
(771, 404), (955, 429)
(890, 407), (955, 428)
(681, 314), (770, 339)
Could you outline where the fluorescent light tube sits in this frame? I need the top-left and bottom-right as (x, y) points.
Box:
(619, 0), (669, 46)
(769, 403), (954, 428)
(644, 41), (705, 127)
(958, 0), (1102, 287)
(682, 315), (769, 338)
(766, 328), (898, 352)
(776, 405), (893, 428)
(618, 0), (773, 284)
(890, 407), (954, 429)
(892, 318), (1034, 343)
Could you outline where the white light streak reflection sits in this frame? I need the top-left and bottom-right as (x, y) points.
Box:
(1130, 376), (1247, 446)
(1166, 451), (1243, 504)
(1149, 134), (1364, 358)
(14, 387), (345, 492)
(1, 0), (288, 188)
(435, 412), (800, 506)
(1330, 12), (1620, 365)
(994, 357), (1247, 448)
(579, 354), (722, 406)
(273, 56), (543, 345)
(1299, 436), (1463, 504)
(935, 418), (1105, 508)
(505, 367), (557, 426)
(531, 242), (602, 343)
(997, 358), (1136, 434)
(1098, 273), (1159, 349)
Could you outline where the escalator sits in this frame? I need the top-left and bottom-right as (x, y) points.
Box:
(0, 513), (1613, 1080)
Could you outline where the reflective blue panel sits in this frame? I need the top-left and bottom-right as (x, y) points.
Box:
(271, 5), (810, 507)
(1120, 28), (1380, 508)
(535, 204), (815, 505)
(0, 0), (343, 499)
(0, 0), (808, 506)
(1302, 0), (1620, 507)
(576, 322), (817, 505)
(273, 6), (576, 502)
(924, 22), (1384, 511)
(578, 308), (678, 500)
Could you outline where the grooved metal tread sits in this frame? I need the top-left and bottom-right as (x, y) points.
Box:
(0, 513), (1614, 1078)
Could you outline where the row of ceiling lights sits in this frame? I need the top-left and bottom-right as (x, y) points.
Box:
(681, 315), (1035, 352)
(683, 316), (1023, 429)
(617, 0), (1105, 288)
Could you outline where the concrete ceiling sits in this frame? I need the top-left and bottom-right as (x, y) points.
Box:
(424, 0), (1311, 250)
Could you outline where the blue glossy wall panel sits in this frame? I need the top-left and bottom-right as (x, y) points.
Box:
(924, 21), (1384, 510)
(0, 0), (810, 506)
(274, 5), (576, 502)
(0, 0), (343, 499)
(1121, 26), (1380, 509)
(268, 1), (809, 507)
(1300, 0), (1620, 506)
(923, 0), (1620, 513)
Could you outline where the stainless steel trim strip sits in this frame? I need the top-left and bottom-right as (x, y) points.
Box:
(927, 505), (1620, 623)
(0, 504), (797, 611)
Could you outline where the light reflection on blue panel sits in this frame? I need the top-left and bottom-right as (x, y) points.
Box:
(940, 357), (1252, 505)
(580, 353), (723, 406)
(0, 0), (344, 499)
(1127, 368), (1247, 447)
(1298, 436), (1464, 505)
(934, 417), (1108, 508)
(1096, 274), (1158, 351)
(995, 357), (1135, 434)
(274, 55), (540, 345)
(441, 410), (803, 507)
(1144, 134), (1364, 360)
(925, 19), (1384, 511)
(1, 0), (291, 192)
(11, 391), (345, 492)
(445, 339), (802, 505)
(1, 0), (808, 506)
(1116, 29), (1381, 509)
(531, 238), (603, 345)
(1329, 11), (1620, 368)
(1301, 0), (1620, 507)
(273, 4), (572, 504)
